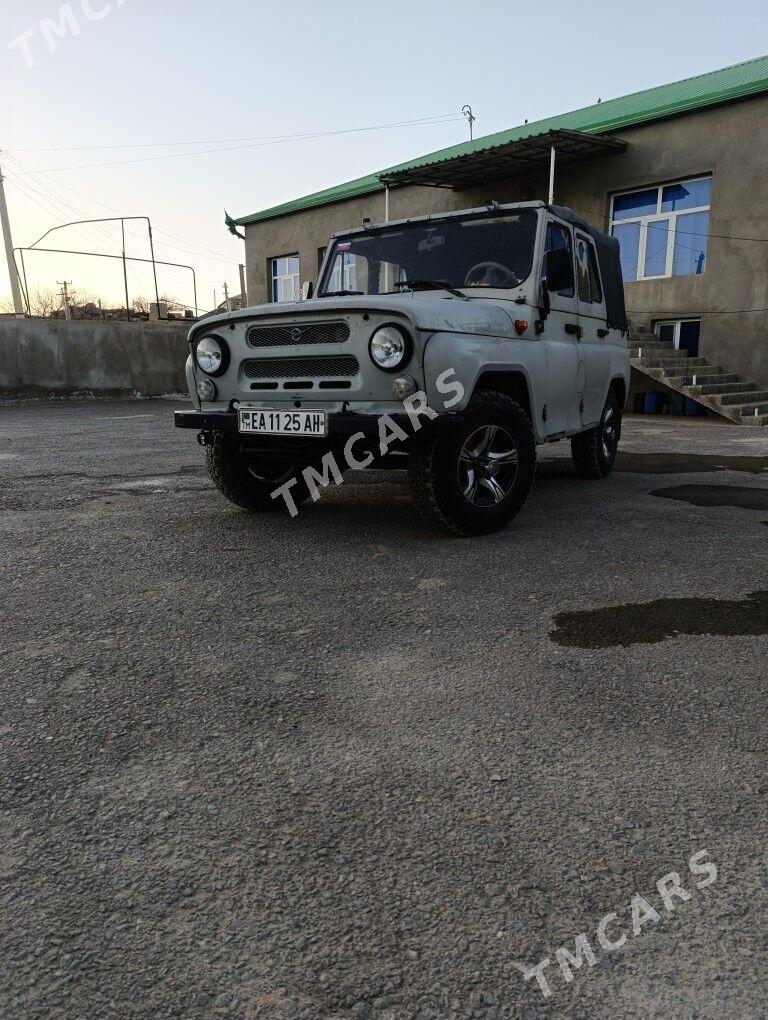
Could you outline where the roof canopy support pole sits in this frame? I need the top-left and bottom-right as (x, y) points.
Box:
(548, 145), (556, 205)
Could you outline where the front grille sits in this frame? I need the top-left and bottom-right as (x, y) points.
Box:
(247, 320), (350, 348)
(242, 355), (359, 380)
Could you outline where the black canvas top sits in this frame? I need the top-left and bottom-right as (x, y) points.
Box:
(550, 205), (628, 332)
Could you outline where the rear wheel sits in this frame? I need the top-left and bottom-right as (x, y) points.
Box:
(206, 433), (313, 512)
(408, 390), (536, 536)
(570, 390), (622, 479)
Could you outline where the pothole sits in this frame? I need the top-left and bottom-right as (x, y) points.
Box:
(109, 476), (210, 492)
(551, 590), (768, 647)
(651, 484), (768, 510)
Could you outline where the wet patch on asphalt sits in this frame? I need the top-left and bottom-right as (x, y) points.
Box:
(551, 590), (768, 647)
(538, 451), (768, 478)
(651, 484), (768, 511)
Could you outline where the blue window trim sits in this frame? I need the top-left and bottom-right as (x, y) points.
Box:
(610, 176), (711, 282)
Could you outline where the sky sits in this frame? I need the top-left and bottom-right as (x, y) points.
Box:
(1, 0), (767, 312)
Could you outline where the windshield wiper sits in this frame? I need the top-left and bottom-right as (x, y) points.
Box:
(321, 289), (364, 297)
(394, 279), (467, 300)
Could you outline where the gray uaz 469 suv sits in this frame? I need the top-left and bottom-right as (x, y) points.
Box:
(175, 202), (630, 535)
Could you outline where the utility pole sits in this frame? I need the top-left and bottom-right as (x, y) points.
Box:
(0, 156), (25, 314)
(462, 104), (476, 141)
(57, 280), (74, 320)
(238, 263), (247, 306)
(223, 281), (230, 312)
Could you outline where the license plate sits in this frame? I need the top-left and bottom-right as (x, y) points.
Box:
(238, 408), (328, 437)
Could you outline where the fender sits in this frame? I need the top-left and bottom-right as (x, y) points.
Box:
(422, 330), (548, 443)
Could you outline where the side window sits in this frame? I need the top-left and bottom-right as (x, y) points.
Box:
(541, 223), (574, 297)
(270, 255), (300, 303)
(575, 236), (603, 304)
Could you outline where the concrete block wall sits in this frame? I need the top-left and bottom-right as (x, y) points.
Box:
(0, 318), (190, 398)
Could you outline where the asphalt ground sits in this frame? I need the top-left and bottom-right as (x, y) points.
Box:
(1, 401), (767, 1019)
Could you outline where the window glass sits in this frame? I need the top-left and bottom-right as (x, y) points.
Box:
(611, 176), (711, 282)
(612, 188), (658, 221)
(319, 211), (538, 296)
(612, 221), (640, 282)
(643, 219), (670, 277)
(270, 255), (300, 303)
(575, 236), (591, 301)
(672, 210), (709, 276)
(588, 244), (603, 303)
(541, 222), (574, 297)
(661, 178), (712, 212)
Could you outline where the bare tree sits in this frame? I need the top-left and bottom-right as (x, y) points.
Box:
(28, 287), (61, 317)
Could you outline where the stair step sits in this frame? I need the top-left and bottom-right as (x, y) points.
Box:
(677, 373), (740, 386)
(628, 345), (674, 357)
(717, 390), (768, 406)
(651, 356), (708, 368)
(742, 414), (768, 426)
(738, 401), (768, 416)
(697, 381), (759, 395)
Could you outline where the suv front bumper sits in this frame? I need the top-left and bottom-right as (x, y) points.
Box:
(174, 409), (465, 438)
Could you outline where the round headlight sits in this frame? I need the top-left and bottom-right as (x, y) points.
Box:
(197, 378), (217, 401)
(369, 324), (411, 372)
(392, 375), (418, 400)
(195, 334), (229, 376)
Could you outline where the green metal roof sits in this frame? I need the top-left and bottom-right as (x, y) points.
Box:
(234, 53), (768, 226)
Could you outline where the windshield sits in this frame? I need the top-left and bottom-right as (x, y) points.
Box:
(319, 210), (537, 297)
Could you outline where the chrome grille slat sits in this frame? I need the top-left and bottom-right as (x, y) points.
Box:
(242, 355), (359, 380)
(247, 320), (350, 348)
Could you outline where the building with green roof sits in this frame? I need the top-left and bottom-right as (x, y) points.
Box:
(233, 55), (768, 391)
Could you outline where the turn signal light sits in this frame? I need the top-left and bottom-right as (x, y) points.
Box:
(514, 320), (529, 335)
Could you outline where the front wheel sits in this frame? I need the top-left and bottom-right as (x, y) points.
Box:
(408, 390), (536, 536)
(205, 433), (314, 512)
(570, 390), (622, 479)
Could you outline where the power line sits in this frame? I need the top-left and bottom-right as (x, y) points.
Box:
(9, 112), (464, 155)
(572, 202), (768, 244)
(4, 152), (240, 265)
(24, 114), (464, 172)
(627, 305), (768, 316)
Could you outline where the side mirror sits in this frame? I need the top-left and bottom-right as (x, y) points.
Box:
(544, 248), (574, 293)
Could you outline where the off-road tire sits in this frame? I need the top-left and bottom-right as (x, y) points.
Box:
(570, 390), (622, 479)
(206, 432), (314, 513)
(408, 390), (536, 536)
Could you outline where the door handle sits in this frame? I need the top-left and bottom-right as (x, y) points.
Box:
(564, 322), (583, 339)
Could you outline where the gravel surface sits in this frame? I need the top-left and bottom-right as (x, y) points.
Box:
(1, 401), (766, 1019)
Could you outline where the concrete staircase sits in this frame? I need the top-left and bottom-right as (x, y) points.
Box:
(628, 330), (768, 426)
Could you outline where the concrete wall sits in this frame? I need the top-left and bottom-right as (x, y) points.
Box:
(243, 94), (768, 386)
(0, 318), (190, 398)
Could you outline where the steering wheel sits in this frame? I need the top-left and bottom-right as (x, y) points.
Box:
(464, 261), (519, 288)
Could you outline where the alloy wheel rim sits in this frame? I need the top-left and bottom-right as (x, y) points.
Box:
(601, 405), (619, 462)
(457, 425), (519, 507)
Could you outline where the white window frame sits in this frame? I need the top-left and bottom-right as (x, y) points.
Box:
(270, 254), (300, 303)
(609, 175), (711, 282)
(654, 318), (701, 351)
